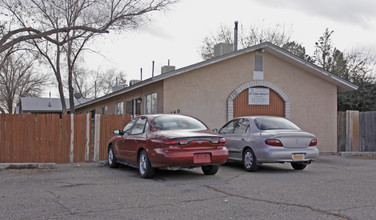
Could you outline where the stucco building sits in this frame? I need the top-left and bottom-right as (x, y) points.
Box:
(76, 42), (357, 153)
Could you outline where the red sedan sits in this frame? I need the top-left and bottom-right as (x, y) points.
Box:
(107, 114), (229, 178)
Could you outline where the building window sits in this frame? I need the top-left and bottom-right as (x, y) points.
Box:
(126, 98), (142, 116)
(144, 93), (157, 114)
(102, 106), (108, 114)
(255, 54), (263, 71)
(126, 100), (132, 115)
(115, 102), (124, 115)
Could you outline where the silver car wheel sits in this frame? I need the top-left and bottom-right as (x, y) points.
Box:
(139, 153), (146, 174)
(108, 149), (114, 165)
(138, 150), (154, 178)
(244, 151), (253, 168)
(243, 148), (258, 172)
(108, 146), (118, 168)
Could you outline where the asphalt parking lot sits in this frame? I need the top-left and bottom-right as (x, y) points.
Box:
(1, 154), (376, 220)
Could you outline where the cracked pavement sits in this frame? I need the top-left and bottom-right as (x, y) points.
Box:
(1, 154), (375, 219)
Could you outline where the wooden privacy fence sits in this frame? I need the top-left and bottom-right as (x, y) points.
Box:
(0, 114), (131, 163)
(338, 110), (376, 152)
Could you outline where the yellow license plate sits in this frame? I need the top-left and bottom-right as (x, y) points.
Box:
(292, 153), (305, 161)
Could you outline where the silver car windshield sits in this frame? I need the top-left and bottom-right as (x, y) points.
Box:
(255, 117), (300, 130)
(152, 115), (207, 130)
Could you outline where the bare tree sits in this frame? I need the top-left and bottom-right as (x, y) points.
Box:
(1, 0), (178, 113)
(0, 51), (48, 113)
(70, 67), (127, 98)
(199, 23), (293, 60)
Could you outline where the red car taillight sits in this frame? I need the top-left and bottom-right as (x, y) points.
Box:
(265, 139), (283, 147)
(179, 139), (189, 145)
(163, 139), (179, 145)
(309, 138), (318, 146)
(163, 138), (190, 145)
(210, 137), (226, 144)
(163, 137), (226, 145)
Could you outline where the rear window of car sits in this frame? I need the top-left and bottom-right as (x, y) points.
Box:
(255, 117), (300, 130)
(152, 115), (207, 130)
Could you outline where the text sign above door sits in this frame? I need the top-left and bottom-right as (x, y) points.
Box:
(248, 88), (270, 105)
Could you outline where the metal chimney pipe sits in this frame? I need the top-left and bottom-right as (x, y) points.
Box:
(234, 21), (239, 51)
(140, 68), (143, 81)
(48, 92), (52, 107)
(152, 61), (155, 77)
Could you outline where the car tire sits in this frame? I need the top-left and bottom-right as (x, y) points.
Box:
(291, 162), (307, 170)
(108, 146), (119, 168)
(243, 148), (258, 172)
(201, 165), (219, 175)
(138, 150), (154, 178)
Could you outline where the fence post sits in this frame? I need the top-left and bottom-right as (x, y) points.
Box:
(70, 114), (74, 163)
(85, 113), (90, 161)
(93, 114), (101, 161)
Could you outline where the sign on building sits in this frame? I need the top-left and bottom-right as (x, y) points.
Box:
(248, 88), (270, 105)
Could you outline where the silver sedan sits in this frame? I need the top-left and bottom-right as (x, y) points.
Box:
(218, 116), (319, 171)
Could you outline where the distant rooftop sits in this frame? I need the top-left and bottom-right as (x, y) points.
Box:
(18, 97), (91, 113)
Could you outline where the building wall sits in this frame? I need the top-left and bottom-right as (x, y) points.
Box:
(264, 53), (338, 153)
(163, 51), (338, 152)
(77, 81), (164, 116)
(164, 52), (255, 127)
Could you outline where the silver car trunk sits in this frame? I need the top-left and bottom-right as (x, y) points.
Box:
(263, 130), (315, 148)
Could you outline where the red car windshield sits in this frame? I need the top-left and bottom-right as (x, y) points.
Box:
(152, 115), (207, 130)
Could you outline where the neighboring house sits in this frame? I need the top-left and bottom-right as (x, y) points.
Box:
(76, 42), (357, 153)
(16, 97), (91, 114)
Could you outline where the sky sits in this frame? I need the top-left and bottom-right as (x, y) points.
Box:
(80, 0), (376, 92)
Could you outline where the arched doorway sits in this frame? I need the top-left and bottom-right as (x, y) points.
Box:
(233, 86), (284, 118)
(227, 81), (290, 121)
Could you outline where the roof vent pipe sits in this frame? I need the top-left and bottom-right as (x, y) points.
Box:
(48, 92), (52, 107)
(152, 61), (155, 77)
(234, 21), (238, 51)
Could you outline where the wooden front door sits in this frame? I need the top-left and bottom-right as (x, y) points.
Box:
(233, 87), (284, 118)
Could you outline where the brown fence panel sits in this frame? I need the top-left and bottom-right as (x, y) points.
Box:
(0, 114), (72, 163)
(360, 111), (376, 151)
(0, 114), (133, 163)
(0, 114), (4, 162)
(337, 112), (346, 152)
(99, 114), (131, 161)
(61, 114), (71, 163)
(74, 114), (87, 162)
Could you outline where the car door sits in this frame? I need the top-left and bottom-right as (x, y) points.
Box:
(220, 118), (250, 161)
(219, 119), (238, 160)
(232, 118), (251, 160)
(116, 118), (136, 161)
(125, 117), (148, 164)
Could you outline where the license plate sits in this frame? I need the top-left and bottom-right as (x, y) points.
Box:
(292, 153), (305, 161)
(194, 153), (211, 164)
